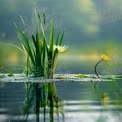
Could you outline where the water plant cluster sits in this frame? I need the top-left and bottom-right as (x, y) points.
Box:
(14, 4), (68, 121)
(15, 8), (67, 78)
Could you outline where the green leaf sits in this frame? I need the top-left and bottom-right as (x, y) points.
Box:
(41, 24), (48, 53)
(21, 32), (35, 65)
(36, 31), (40, 50)
(59, 31), (64, 46)
(55, 32), (60, 45)
(32, 35), (36, 47)
(49, 20), (54, 52)
(14, 22), (19, 33)
(43, 12), (46, 25)
(20, 16), (25, 27)
(38, 12), (41, 23)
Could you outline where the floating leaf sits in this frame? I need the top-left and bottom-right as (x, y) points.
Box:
(75, 74), (88, 78)
(8, 73), (14, 77)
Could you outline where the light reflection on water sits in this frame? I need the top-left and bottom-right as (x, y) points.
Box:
(0, 78), (122, 122)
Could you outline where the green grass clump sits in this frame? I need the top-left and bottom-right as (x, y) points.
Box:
(15, 9), (67, 78)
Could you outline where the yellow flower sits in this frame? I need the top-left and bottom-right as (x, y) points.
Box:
(101, 54), (110, 61)
(101, 96), (109, 105)
(54, 45), (68, 53)
(94, 54), (110, 80)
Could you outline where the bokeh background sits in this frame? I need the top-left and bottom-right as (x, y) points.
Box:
(0, 0), (122, 74)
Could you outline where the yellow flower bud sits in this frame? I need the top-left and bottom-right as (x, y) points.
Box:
(40, 40), (43, 46)
(101, 96), (109, 105)
(101, 54), (110, 61)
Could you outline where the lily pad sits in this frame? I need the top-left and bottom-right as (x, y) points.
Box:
(75, 74), (88, 78)
(8, 73), (14, 77)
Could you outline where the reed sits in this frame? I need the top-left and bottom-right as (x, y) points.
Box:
(15, 8), (67, 78)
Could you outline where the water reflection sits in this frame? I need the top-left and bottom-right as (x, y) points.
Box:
(0, 78), (122, 122)
(23, 81), (64, 122)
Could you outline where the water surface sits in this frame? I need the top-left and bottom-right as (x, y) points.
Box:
(0, 75), (122, 122)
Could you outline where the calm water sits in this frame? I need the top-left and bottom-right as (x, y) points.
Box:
(0, 76), (122, 122)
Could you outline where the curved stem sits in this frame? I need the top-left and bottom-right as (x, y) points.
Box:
(94, 59), (103, 78)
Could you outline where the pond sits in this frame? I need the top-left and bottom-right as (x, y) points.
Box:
(0, 74), (122, 122)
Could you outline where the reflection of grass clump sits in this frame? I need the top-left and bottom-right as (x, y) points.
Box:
(15, 8), (67, 78)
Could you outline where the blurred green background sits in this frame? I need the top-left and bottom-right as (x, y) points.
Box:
(0, 0), (122, 74)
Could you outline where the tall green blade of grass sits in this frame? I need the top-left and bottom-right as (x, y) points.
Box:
(49, 20), (54, 52)
(49, 48), (58, 78)
(15, 23), (35, 66)
(55, 31), (64, 46)
(55, 32), (60, 45)
(47, 21), (55, 78)
(14, 16), (34, 67)
(32, 35), (36, 47)
(59, 31), (64, 46)
(38, 12), (48, 54)
(40, 23), (48, 52)
(22, 32), (35, 66)
(38, 12), (49, 77)
(35, 32), (41, 76)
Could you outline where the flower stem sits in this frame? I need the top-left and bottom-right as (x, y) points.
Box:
(94, 59), (103, 78)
